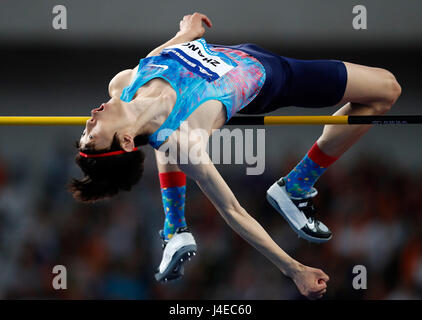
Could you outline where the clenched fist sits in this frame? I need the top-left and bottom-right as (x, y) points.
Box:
(177, 12), (213, 40)
(291, 264), (330, 300)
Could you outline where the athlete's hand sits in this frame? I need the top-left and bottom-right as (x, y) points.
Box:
(291, 264), (329, 300)
(177, 12), (212, 40)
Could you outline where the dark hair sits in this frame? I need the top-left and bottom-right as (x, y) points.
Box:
(69, 133), (149, 202)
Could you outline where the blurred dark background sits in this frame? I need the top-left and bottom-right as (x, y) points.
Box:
(0, 0), (422, 299)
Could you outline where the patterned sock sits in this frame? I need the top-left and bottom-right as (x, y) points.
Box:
(159, 171), (187, 240)
(285, 142), (339, 198)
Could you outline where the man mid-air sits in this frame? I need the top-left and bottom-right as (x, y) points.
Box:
(71, 13), (401, 299)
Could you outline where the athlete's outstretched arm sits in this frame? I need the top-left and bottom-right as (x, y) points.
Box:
(146, 12), (212, 57)
(177, 146), (329, 299)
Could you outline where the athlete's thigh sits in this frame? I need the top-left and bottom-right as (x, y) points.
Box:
(339, 62), (395, 105)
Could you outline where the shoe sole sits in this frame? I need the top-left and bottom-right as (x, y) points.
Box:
(155, 244), (197, 282)
(266, 192), (332, 244)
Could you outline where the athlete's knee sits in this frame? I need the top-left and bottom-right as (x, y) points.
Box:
(382, 69), (401, 103)
(372, 69), (401, 113)
(383, 69), (401, 103)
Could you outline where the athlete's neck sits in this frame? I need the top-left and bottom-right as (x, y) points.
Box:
(126, 80), (177, 137)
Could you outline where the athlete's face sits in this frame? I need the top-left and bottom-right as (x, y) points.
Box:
(79, 97), (130, 150)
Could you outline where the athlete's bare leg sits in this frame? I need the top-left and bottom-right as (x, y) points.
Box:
(317, 62), (402, 156)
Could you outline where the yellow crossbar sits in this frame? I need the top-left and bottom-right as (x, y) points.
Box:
(263, 116), (348, 125)
(0, 115), (419, 126)
(0, 117), (90, 126)
(0, 116), (349, 126)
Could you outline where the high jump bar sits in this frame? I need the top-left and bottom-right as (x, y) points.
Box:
(0, 115), (422, 126)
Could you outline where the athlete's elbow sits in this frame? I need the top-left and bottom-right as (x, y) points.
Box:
(223, 203), (247, 223)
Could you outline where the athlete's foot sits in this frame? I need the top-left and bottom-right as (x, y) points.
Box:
(155, 226), (197, 282)
(266, 178), (332, 243)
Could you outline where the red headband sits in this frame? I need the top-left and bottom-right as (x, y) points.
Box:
(79, 147), (139, 158)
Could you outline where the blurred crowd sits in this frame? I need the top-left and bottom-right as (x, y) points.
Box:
(0, 144), (422, 300)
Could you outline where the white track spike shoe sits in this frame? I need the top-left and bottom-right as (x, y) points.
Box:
(266, 178), (332, 243)
(155, 227), (197, 282)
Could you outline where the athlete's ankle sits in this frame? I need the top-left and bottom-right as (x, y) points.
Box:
(164, 222), (188, 240)
(284, 178), (312, 198)
(283, 141), (338, 199)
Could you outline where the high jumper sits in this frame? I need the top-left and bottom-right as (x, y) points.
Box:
(69, 13), (401, 299)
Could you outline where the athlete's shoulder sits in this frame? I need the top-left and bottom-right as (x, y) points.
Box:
(108, 69), (135, 97)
